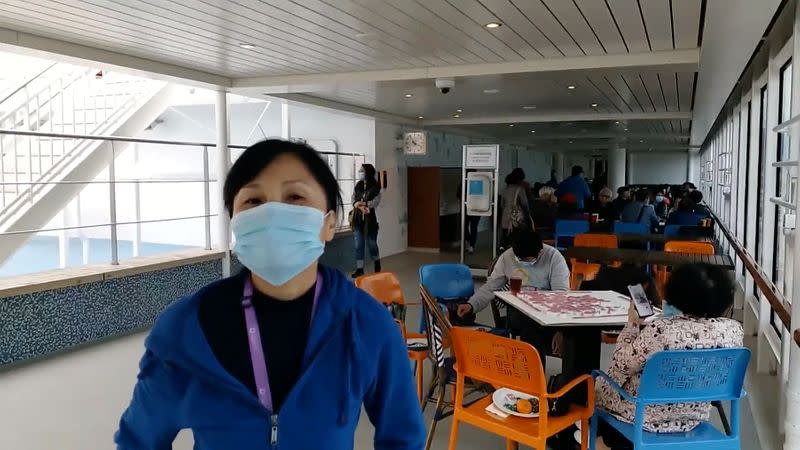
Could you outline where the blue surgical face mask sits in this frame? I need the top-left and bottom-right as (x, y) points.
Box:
(357, 171), (365, 181)
(515, 255), (537, 267)
(655, 195), (664, 203)
(661, 302), (683, 317)
(232, 202), (329, 286)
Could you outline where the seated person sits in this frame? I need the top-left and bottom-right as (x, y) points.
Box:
(620, 189), (660, 229)
(652, 190), (670, 219)
(594, 263), (743, 450)
(532, 186), (558, 232)
(591, 187), (618, 224)
(611, 186), (632, 214)
(687, 190), (711, 217)
(456, 226), (569, 369)
(666, 194), (703, 226)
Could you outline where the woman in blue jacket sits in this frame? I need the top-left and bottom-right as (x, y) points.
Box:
(115, 139), (425, 450)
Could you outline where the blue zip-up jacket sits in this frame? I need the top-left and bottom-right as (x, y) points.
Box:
(115, 266), (425, 450)
(555, 175), (592, 210)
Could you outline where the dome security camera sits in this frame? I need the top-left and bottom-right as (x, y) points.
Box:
(435, 78), (455, 94)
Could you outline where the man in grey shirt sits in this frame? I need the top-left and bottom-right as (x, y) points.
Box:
(456, 227), (570, 369)
(620, 189), (660, 229)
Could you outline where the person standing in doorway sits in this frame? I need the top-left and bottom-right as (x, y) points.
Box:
(352, 164), (382, 278)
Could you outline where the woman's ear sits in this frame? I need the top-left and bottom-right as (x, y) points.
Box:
(321, 212), (337, 242)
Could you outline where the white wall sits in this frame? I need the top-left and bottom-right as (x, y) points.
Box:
(628, 152), (689, 185)
(692, 0), (782, 145)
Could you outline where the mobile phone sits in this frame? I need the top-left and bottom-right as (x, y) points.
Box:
(628, 284), (654, 318)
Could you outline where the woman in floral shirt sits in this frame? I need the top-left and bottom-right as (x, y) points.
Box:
(595, 263), (744, 450)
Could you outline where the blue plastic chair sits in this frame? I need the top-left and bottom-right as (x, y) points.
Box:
(418, 264), (506, 335)
(663, 224), (684, 237)
(614, 221), (652, 252)
(554, 219), (590, 250)
(590, 348), (751, 450)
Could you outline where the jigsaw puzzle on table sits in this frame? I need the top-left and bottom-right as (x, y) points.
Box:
(516, 291), (629, 318)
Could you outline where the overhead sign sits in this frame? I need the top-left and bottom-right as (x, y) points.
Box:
(465, 145), (498, 168)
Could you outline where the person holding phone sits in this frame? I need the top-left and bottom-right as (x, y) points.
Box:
(593, 263), (743, 449)
(456, 226), (570, 369)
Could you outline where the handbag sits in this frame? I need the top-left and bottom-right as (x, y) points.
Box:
(509, 187), (525, 229)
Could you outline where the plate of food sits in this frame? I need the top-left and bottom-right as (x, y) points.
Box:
(492, 388), (540, 418)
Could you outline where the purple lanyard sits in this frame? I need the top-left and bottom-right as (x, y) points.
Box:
(242, 273), (322, 411)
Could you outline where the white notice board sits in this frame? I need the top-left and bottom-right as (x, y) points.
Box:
(465, 145), (498, 169)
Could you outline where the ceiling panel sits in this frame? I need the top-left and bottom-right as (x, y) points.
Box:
(573, 0), (628, 54)
(586, 76), (634, 113)
(478, 0), (561, 57)
(606, 74), (645, 112)
(510, 0), (585, 57)
(622, 73), (656, 112)
(639, 0), (674, 51)
(607, 0), (650, 52)
(672, 0), (703, 49)
(639, 72), (668, 111)
(659, 72), (680, 112)
(445, 0), (541, 59)
(541, 0), (605, 55)
(676, 71), (696, 111)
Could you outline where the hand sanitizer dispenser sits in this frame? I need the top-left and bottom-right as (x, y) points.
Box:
(466, 171), (493, 216)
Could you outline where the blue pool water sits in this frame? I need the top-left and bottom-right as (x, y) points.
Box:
(0, 236), (194, 278)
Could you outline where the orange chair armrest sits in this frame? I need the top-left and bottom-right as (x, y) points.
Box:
(546, 374), (593, 399)
(406, 332), (426, 339)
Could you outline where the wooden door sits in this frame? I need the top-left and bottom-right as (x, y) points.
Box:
(408, 167), (440, 249)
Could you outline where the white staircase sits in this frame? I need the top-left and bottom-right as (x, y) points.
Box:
(0, 63), (178, 265)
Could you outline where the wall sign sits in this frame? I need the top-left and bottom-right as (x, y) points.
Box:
(465, 145), (498, 168)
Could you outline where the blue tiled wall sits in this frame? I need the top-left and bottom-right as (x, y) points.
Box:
(0, 259), (222, 367)
(0, 232), (358, 367)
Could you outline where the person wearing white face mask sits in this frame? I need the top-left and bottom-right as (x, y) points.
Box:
(456, 226), (570, 369)
(115, 140), (425, 450)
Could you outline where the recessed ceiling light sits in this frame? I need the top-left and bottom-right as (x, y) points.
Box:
(615, 121), (621, 124)
(530, 130), (536, 133)
(404, 93), (413, 98)
(483, 89), (500, 94)
(239, 43), (256, 49)
(591, 102), (599, 108)
(485, 22), (502, 29)
(456, 108), (463, 113)
(569, 140), (574, 144)
(624, 128), (629, 131)
(639, 139), (644, 143)
(418, 115), (424, 119)
(509, 124), (515, 127)
(522, 105), (537, 110)
(453, 114), (461, 118)
(567, 85), (576, 90)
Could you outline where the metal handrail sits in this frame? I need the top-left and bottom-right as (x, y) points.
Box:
(0, 62), (57, 106)
(0, 129), (364, 157)
(710, 210), (792, 328)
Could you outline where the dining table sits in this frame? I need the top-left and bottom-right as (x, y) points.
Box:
(494, 290), (631, 380)
(562, 246), (735, 269)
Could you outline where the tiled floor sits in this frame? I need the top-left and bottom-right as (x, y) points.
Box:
(351, 250), (768, 450)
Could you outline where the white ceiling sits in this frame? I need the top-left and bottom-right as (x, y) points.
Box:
(0, 0), (705, 149)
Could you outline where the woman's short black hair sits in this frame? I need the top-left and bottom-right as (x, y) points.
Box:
(688, 190), (704, 204)
(665, 263), (734, 318)
(571, 165), (584, 176)
(361, 163), (377, 182)
(223, 139), (342, 217)
(510, 226), (543, 259)
(634, 189), (650, 202)
(505, 167), (526, 185)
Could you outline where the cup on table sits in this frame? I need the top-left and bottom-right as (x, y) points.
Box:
(590, 213), (599, 224)
(510, 277), (522, 295)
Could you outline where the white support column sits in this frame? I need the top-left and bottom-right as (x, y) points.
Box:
(132, 144), (141, 258)
(215, 90), (231, 277)
(281, 101), (291, 140)
(553, 152), (565, 181)
(687, 150), (700, 184)
(783, 4), (800, 448)
(58, 210), (69, 269)
(607, 142), (626, 191)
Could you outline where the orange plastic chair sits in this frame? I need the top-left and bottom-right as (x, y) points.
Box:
(355, 272), (428, 405)
(448, 328), (594, 450)
(655, 241), (716, 297)
(570, 261), (602, 290)
(570, 234), (613, 289)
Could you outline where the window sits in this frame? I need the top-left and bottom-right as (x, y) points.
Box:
(743, 101), (752, 277)
(774, 61), (794, 291)
(754, 85), (768, 297)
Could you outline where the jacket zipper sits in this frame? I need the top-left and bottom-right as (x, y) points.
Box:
(270, 414), (279, 448)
